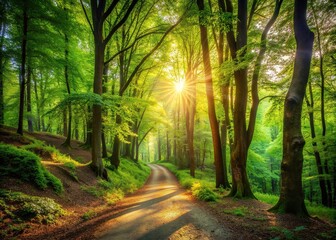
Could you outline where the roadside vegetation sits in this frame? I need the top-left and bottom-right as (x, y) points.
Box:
(0, 190), (65, 239)
(159, 162), (336, 224)
(0, 129), (150, 239)
(82, 158), (150, 205)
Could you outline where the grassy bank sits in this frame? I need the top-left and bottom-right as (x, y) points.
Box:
(159, 162), (336, 223)
(82, 158), (151, 205)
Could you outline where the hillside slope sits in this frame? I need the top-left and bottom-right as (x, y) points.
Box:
(0, 126), (150, 240)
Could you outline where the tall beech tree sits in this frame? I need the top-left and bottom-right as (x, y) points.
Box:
(17, 0), (28, 135)
(271, 0), (314, 216)
(109, 9), (185, 169)
(221, 0), (282, 197)
(0, 2), (7, 126)
(197, 0), (226, 188)
(80, 0), (138, 177)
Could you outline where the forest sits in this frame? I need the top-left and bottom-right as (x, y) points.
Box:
(0, 0), (335, 239)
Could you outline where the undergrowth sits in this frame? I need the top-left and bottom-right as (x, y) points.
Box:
(0, 190), (65, 239)
(159, 162), (218, 202)
(0, 144), (63, 194)
(160, 162), (335, 223)
(256, 192), (336, 223)
(82, 158), (150, 204)
(23, 140), (87, 167)
(223, 206), (248, 217)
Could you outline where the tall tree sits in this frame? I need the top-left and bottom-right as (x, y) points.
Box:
(197, 0), (226, 188)
(271, 0), (314, 216)
(109, 7), (184, 169)
(221, 0), (282, 197)
(17, 0), (28, 135)
(80, 0), (138, 177)
(0, 2), (8, 126)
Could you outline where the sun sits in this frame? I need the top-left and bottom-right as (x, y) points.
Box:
(174, 80), (185, 93)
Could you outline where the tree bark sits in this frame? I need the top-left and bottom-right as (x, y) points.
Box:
(305, 83), (328, 206)
(17, 1), (28, 135)
(223, 0), (254, 197)
(157, 129), (161, 161)
(270, 0), (314, 216)
(197, 0), (225, 188)
(91, 38), (104, 176)
(0, 13), (6, 126)
(312, 3), (333, 207)
(90, 0), (105, 175)
(216, 0), (232, 188)
(166, 131), (171, 161)
(27, 64), (33, 132)
(62, 33), (72, 147)
(185, 66), (196, 177)
(110, 114), (122, 168)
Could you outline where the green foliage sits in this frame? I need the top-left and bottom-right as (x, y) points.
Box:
(269, 226), (306, 240)
(23, 140), (87, 182)
(256, 192), (336, 223)
(23, 140), (83, 165)
(81, 210), (97, 221)
(223, 206), (248, 217)
(191, 182), (218, 202)
(0, 144), (63, 194)
(159, 163), (218, 201)
(0, 189), (65, 224)
(255, 192), (279, 205)
(82, 158), (150, 204)
(0, 189), (64, 240)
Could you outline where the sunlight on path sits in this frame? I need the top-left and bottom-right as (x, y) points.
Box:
(94, 164), (232, 240)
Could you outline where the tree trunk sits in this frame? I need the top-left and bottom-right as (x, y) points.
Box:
(0, 16), (6, 126)
(27, 64), (33, 132)
(157, 129), (161, 161)
(222, 0), (253, 197)
(91, 34), (104, 177)
(62, 33), (72, 147)
(17, 1), (28, 135)
(305, 83), (328, 206)
(216, 2), (232, 188)
(101, 46), (110, 158)
(185, 64), (196, 178)
(110, 114), (122, 168)
(166, 131), (171, 161)
(197, 0), (225, 188)
(312, 3), (333, 208)
(270, 0), (313, 216)
(83, 106), (92, 148)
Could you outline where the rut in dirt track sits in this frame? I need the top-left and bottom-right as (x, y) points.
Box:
(94, 164), (232, 240)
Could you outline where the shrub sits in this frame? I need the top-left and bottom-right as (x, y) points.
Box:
(0, 190), (65, 224)
(223, 206), (248, 217)
(0, 144), (63, 193)
(191, 182), (218, 202)
(81, 210), (97, 221)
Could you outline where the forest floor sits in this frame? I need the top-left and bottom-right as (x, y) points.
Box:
(0, 126), (335, 239)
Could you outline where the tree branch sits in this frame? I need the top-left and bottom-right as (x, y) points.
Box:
(103, 0), (138, 46)
(120, 16), (184, 95)
(247, 0), (283, 146)
(80, 0), (94, 34)
(138, 127), (153, 147)
(103, 0), (120, 22)
(104, 30), (165, 65)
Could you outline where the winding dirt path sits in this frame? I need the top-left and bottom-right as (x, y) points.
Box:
(94, 164), (232, 240)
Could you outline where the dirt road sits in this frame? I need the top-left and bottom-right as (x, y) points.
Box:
(94, 164), (232, 240)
